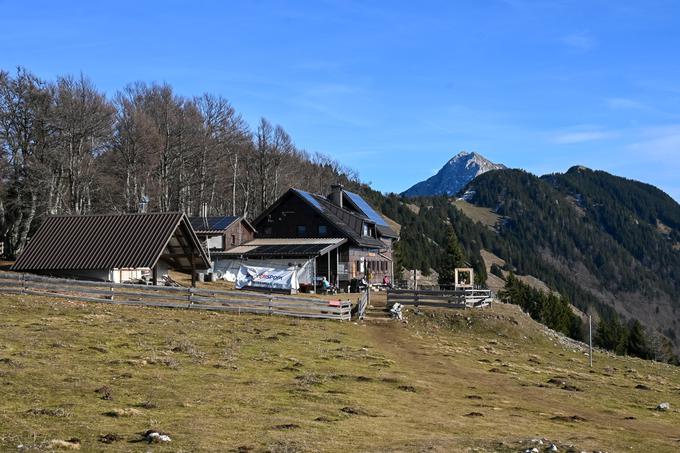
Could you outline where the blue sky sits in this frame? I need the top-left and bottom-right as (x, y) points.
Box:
(2, 0), (680, 200)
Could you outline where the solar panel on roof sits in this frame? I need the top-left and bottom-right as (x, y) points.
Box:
(242, 243), (331, 256)
(212, 216), (237, 230)
(295, 189), (324, 211)
(189, 216), (238, 231)
(344, 191), (388, 226)
(189, 217), (207, 230)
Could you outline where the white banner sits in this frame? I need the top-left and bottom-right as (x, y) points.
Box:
(215, 258), (313, 284)
(235, 264), (299, 291)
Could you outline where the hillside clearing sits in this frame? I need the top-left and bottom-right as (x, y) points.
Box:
(1, 295), (679, 452)
(479, 250), (552, 295)
(452, 199), (502, 230)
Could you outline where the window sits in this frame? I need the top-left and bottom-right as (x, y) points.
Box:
(231, 235), (236, 245)
(362, 223), (369, 236)
(318, 224), (328, 236)
(296, 225), (307, 237)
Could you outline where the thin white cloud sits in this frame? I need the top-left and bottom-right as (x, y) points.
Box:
(626, 125), (680, 159)
(552, 130), (614, 144)
(562, 32), (597, 51)
(606, 97), (647, 110)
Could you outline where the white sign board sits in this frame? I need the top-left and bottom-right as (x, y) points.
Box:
(236, 264), (299, 291)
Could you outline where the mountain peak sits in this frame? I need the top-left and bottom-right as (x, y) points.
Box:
(567, 165), (592, 174)
(403, 151), (506, 197)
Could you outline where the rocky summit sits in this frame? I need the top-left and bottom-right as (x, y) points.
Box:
(402, 151), (505, 197)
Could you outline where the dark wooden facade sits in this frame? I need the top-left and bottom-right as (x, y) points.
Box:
(253, 187), (398, 286)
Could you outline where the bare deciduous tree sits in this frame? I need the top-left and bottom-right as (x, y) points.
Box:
(0, 69), (361, 257)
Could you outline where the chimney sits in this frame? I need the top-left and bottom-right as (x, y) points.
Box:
(330, 184), (344, 208)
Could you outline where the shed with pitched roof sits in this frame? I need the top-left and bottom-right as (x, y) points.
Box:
(12, 212), (210, 286)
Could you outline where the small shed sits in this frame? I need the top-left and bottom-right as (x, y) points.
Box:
(12, 212), (210, 286)
(189, 216), (256, 252)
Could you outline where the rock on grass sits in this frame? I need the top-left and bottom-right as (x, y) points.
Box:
(656, 402), (670, 411)
(48, 438), (80, 450)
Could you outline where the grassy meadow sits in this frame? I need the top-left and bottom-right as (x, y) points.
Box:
(0, 293), (679, 452)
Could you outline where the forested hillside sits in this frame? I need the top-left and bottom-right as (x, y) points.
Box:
(0, 68), (362, 258)
(544, 166), (680, 300)
(371, 167), (680, 362)
(469, 168), (680, 353)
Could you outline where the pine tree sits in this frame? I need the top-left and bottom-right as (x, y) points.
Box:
(627, 320), (651, 360)
(437, 225), (465, 286)
(595, 315), (628, 355)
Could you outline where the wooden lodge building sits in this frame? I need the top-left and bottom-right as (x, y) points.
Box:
(11, 213), (210, 286)
(234, 184), (399, 288)
(10, 187), (397, 292)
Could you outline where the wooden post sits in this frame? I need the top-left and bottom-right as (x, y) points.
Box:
(327, 251), (331, 281)
(366, 280), (370, 309)
(336, 247), (340, 288)
(390, 258), (394, 289)
(313, 258), (317, 294)
(589, 315), (593, 367)
(190, 242), (196, 288)
(152, 265), (158, 286)
(365, 257), (370, 308)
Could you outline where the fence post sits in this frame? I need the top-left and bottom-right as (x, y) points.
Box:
(21, 273), (26, 295)
(589, 315), (593, 368)
(268, 296), (273, 315)
(187, 288), (194, 309)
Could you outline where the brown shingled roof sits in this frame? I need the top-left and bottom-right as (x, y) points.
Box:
(12, 212), (210, 271)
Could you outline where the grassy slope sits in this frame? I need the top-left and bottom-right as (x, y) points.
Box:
(451, 199), (501, 229)
(1, 295), (680, 452)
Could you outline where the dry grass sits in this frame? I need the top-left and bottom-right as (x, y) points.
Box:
(452, 199), (502, 229)
(1, 294), (679, 452)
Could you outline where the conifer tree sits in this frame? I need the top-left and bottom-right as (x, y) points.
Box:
(438, 225), (465, 285)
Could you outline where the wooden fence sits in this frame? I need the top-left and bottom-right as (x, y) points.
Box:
(0, 272), (352, 320)
(387, 288), (493, 310)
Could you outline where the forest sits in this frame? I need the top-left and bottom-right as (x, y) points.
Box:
(0, 68), (362, 258)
